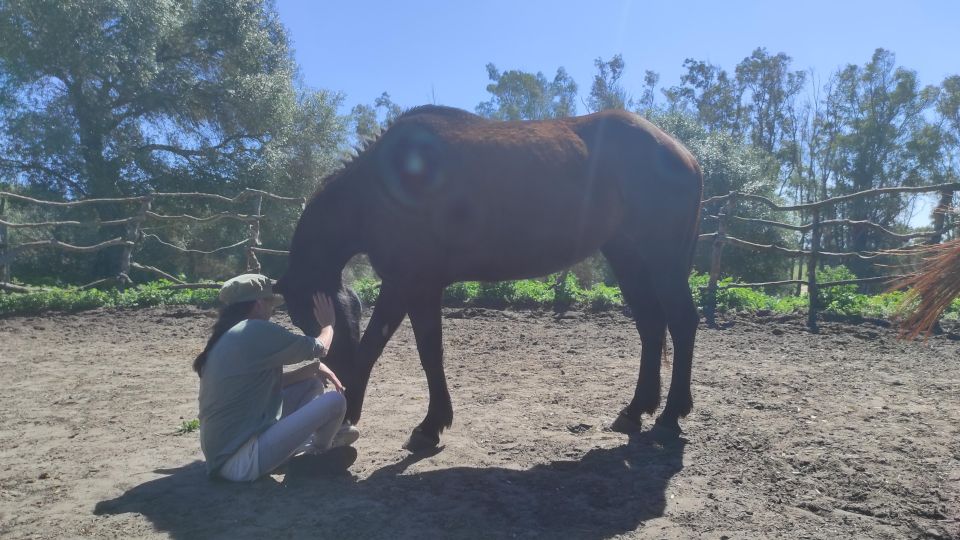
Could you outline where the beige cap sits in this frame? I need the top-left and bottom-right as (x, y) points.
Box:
(219, 274), (284, 307)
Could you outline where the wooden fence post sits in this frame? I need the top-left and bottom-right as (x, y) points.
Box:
(705, 193), (735, 326)
(807, 207), (821, 332)
(795, 232), (805, 297)
(246, 194), (263, 274)
(0, 194), (9, 284)
(929, 189), (953, 245)
(118, 197), (150, 290)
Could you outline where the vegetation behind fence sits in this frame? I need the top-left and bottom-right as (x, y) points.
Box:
(1, 184), (957, 330)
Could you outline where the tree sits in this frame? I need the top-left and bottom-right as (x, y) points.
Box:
(0, 0), (349, 282)
(587, 54), (632, 112)
(0, 0), (303, 199)
(637, 70), (660, 116)
(350, 91), (403, 141)
(663, 59), (743, 135)
(826, 49), (938, 269)
(476, 63), (577, 120)
(652, 110), (787, 282)
(734, 48), (806, 156)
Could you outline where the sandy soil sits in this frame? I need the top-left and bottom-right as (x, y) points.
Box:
(0, 305), (958, 539)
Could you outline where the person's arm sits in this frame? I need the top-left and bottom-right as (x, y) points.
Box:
(281, 293), (340, 388)
(282, 362), (319, 387)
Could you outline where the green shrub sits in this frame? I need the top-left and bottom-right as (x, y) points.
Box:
(717, 285), (769, 312)
(767, 294), (807, 313)
(816, 265), (865, 316)
(443, 281), (479, 305)
(474, 281), (516, 308)
(511, 279), (553, 308)
(3, 273), (957, 324)
(948, 297), (960, 319)
(0, 281), (218, 316)
(353, 278), (381, 307)
(552, 272), (584, 311)
(584, 283), (623, 311)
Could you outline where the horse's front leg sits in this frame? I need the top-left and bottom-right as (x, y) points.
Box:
(404, 287), (452, 452)
(349, 282), (407, 425)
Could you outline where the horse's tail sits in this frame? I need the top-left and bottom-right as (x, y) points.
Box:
(895, 238), (960, 338)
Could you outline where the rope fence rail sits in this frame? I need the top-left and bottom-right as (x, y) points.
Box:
(698, 183), (957, 330)
(0, 184), (956, 331)
(0, 189), (305, 292)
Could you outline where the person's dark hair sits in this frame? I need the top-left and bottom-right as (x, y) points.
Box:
(193, 300), (256, 376)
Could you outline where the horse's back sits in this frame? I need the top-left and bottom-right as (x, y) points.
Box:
(366, 107), (702, 281)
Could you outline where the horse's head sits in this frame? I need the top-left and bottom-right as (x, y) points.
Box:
(275, 269), (362, 384)
(276, 181), (364, 394)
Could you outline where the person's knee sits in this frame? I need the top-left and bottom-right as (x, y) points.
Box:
(331, 391), (347, 417)
(319, 390), (347, 419)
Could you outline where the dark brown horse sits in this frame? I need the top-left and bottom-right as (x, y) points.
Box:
(275, 105), (703, 451)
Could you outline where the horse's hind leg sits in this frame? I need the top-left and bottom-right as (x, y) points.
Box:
(648, 258), (699, 434)
(603, 243), (667, 433)
(404, 286), (453, 452)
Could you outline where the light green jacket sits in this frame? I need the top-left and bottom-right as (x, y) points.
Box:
(198, 319), (320, 477)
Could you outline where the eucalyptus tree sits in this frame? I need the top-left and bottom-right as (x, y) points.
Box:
(476, 63), (577, 120)
(587, 54), (632, 112)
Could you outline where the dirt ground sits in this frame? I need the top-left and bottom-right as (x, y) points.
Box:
(0, 305), (958, 539)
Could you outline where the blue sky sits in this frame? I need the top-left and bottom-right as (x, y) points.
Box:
(277, 0), (960, 115)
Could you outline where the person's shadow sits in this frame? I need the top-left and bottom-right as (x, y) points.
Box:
(95, 431), (685, 539)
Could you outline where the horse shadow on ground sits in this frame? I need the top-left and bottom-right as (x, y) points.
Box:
(95, 431), (685, 539)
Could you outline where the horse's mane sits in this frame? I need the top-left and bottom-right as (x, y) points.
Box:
(308, 105), (483, 202)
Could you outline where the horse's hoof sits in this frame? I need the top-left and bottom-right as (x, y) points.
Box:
(610, 411), (643, 434)
(653, 416), (683, 437)
(403, 427), (440, 453)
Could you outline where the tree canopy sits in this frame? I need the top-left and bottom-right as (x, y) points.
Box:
(0, 0), (345, 200)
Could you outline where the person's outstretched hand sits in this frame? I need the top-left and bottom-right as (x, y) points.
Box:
(312, 292), (336, 329)
(317, 362), (345, 393)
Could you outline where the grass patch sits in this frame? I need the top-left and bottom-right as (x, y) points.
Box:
(176, 419), (200, 435)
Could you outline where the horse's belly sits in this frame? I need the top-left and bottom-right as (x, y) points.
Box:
(431, 190), (624, 282)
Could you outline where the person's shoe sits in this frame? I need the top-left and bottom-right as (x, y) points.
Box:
(287, 446), (358, 477)
(331, 421), (360, 448)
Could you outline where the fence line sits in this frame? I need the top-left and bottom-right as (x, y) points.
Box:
(0, 189), (305, 291)
(700, 182), (960, 211)
(0, 185), (956, 331)
(700, 183), (956, 331)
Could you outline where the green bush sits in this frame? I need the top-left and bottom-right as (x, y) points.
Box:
(444, 281), (480, 306)
(552, 272), (584, 311)
(717, 285), (769, 312)
(816, 265), (864, 316)
(474, 281), (516, 308)
(584, 283), (623, 311)
(3, 273), (957, 325)
(352, 278), (381, 307)
(511, 279), (553, 308)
